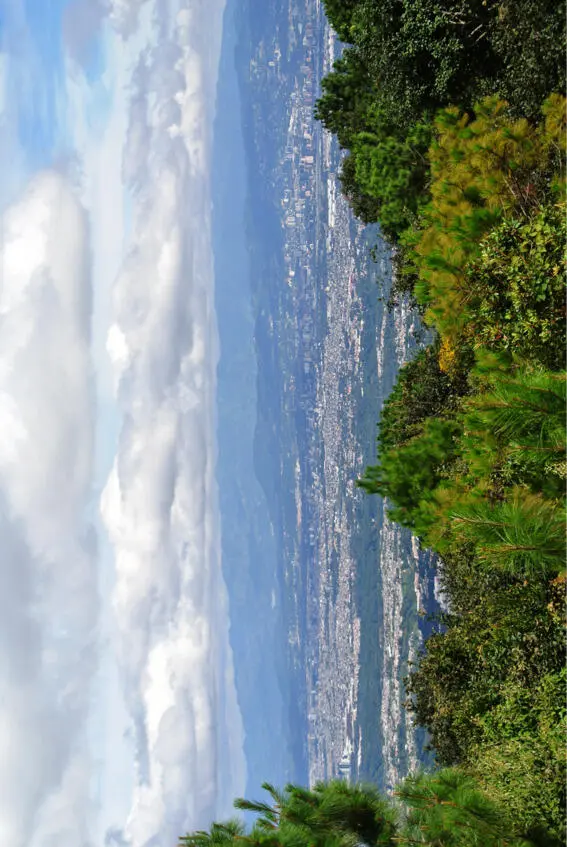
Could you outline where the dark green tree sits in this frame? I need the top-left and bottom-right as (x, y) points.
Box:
(358, 417), (462, 537)
(181, 772), (555, 847)
(350, 0), (498, 128)
(398, 768), (530, 847)
(321, 0), (361, 42)
(376, 339), (470, 453)
(338, 153), (382, 225)
(314, 47), (375, 150)
(350, 0), (564, 125)
(352, 109), (432, 240)
(405, 556), (566, 841)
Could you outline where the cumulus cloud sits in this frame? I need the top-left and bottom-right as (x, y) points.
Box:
(61, 0), (149, 44)
(100, 1), (246, 844)
(0, 171), (98, 847)
(107, 0), (152, 39)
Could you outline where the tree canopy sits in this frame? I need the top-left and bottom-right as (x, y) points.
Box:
(318, 1), (566, 839)
(180, 769), (560, 847)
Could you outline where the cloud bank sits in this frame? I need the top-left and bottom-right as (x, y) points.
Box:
(100, 1), (246, 844)
(0, 171), (98, 847)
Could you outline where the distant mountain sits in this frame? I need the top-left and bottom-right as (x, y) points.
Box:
(212, 0), (300, 795)
(213, 0), (440, 796)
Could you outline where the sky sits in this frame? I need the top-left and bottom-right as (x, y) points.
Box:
(0, 0), (247, 844)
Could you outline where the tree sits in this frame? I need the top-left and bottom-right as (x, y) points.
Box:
(350, 0), (497, 129)
(338, 152), (382, 225)
(461, 361), (566, 495)
(486, 0), (566, 121)
(180, 820), (250, 847)
(375, 339), (470, 453)
(182, 781), (398, 847)
(350, 0), (564, 125)
(358, 417), (462, 538)
(180, 772), (553, 847)
(446, 487), (565, 577)
(352, 109), (432, 240)
(463, 204), (567, 370)
(405, 557), (566, 842)
(413, 96), (564, 339)
(397, 768), (532, 847)
(321, 0), (361, 43)
(429, 360), (567, 574)
(315, 47), (375, 150)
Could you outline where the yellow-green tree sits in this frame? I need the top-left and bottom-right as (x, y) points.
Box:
(411, 94), (566, 343)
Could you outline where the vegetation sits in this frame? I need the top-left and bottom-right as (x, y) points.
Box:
(184, 5), (567, 847)
(354, 98), (566, 834)
(180, 768), (560, 847)
(463, 205), (566, 370)
(316, 1), (566, 845)
(408, 94), (565, 340)
(317, 0), (565, 246)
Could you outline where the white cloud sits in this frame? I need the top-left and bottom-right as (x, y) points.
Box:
(100, 1), (246, 844)
(0, 171), (98, 847)
(107, 0), (152, 39)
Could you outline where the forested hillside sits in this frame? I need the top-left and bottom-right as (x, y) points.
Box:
(318, 0), (566, 841)
(180, 1), (565, 844)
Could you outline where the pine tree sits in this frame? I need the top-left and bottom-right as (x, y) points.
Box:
(396, 768), (536, 846)
(462, 363), (566, 489)
(315, 47), (375, 149)
(358, 417), (462, 538)
(413, 95), (566, 340)
(448, 486), (565, 577)
(180, 819), (249, 847)
(180, 772), (551, 847)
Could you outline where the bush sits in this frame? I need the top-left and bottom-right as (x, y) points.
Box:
(405, 565), (566, 775)
(376, 340), (470, 452)
(414, 96), (565, 339)
(464, 204), (566, 370)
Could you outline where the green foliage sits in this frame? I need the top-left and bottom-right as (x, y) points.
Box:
(314, 47), (375, 150)
(347, 0), (564, 125)
(360, 98), (567, 570)
(318, 0), (565, 234)
(350, 0), (497, 128)
(363, 354), (567, 574)
(338, 152), (383, 225)
(397, 768), (530, 847)
(471, 668), (567, 843)
(405, 557), (566, 839)
(405, 563), (565, 744)
(447, 487), (565, 577)
(485, 0), (567, 121)
(181, 820), (249, 847)
(180, 770), (553, 847)
(389, 239), (421, 304)
(464, 204), (566, 370)
(376, 340), (470, 453)
(461, 361), (567, 496)
(352, 112), (432, 240)
(321, 0), (361, 43)
(318, 0), (567, 835)
(220, 779), (398, 847)
(358, 417), (462, 536)
(413, 95), (565, 339)
(316, 56), (433, 240)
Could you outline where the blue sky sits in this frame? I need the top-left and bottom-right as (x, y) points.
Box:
(1, 0), (68, 187)
(0, 1), (246, 845)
